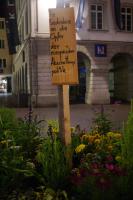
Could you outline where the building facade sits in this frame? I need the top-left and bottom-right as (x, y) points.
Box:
(13, 0), (133, 107)
(0, 0), (19, 107)
(0, 16), (13, 106)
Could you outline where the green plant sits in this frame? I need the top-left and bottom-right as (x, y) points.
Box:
(0, 108), (20, 194)
(48, 119), (59, 130)
(3, 187), (69, 200)
(122, 104), (133, 168)
(71, 134), (81, 150)
(70, 128), (129, 200)
(13, 118), (42, 160)
(120, 100), (133, 199)
(0, 108), (45, 198)
(92, 105), (112, 135)
(36, 131), (70, 190)
(0, 108), (17, 130)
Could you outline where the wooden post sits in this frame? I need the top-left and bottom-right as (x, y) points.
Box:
(58, 85), (71, 145)
(56, 0), (71, 146)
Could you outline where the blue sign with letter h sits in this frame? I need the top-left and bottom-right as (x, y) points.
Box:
(95, 44), (107, 57)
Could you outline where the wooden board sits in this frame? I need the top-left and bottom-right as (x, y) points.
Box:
(49, 7), (79, 85)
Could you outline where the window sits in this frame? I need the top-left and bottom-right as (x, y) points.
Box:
(0, 40), (5, 48)
(90, 4), (103, 30)
(65, 2), (70, 7)
(25, 5), (28, 35)
(0, 20), (4, 29)
(3, 59), (6, 68)
(0, 59), (2, 69)
(121, 7), (133, 32)
(22, 51), (25, 62)
(0, 59), (6, 69)
(8, 0), (14, 5)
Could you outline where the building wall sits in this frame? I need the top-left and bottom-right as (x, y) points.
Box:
(0, 17), (12, 74)
(76, 0), (133, 42)
(77, 40), (133, 104)
(13, 0), (133, 106)
(28, 0), (133, 43)
(30, 38), (58, 106)
(0, 17), (14, 106)
(13, 0), (31, 106)
(14, 0), (58, 106)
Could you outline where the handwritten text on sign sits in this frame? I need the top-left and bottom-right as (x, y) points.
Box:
(49, 8), (78, 85)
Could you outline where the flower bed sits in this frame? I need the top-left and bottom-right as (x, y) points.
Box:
(70, 131), (128, 199)
(0, 107), (133, 200)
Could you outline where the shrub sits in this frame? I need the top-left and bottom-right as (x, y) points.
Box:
(122, 106), (133, 168)
(0, 108), (17, 130)
(0, 108), (43, 198)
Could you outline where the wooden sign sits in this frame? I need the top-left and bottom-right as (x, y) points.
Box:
(49, 7), (79, 85)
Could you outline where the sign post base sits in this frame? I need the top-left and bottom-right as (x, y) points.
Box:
(58, 85), (71, 145)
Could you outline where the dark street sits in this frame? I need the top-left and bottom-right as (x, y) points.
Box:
(15, 104), (130, 131)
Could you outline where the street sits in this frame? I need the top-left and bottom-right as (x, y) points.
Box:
(15, 103), (131, 132)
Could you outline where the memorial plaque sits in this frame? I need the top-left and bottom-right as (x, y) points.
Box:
(49, 7), (78, 85)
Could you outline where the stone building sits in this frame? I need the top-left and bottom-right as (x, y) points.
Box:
(0, 0), (19, 106)
(0, 13), (13, 106)
(0, 16), (13, 107)
(13, 0), (133, 107)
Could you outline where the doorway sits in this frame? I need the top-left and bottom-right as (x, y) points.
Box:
(70, 52), (90, 103)
(109, 53), (133, 103)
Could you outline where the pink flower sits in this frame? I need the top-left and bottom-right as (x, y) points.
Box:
(105, 163), (114, 171)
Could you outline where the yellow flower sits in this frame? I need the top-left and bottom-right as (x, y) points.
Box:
(94, 139), (101, 144)
(94, 133), (101, 139)
(75, 144), (86, 154)
(114, 133), (122, 139)
(71, 127), (75, 133)
(115, 155), (122, 162)
(81, 134), (89, 141)
(107, 145), (113, 151)
(107, 132), (115, 138)
(52, 127), (58, 135)
(88, 135), (95, 144)
(107, 132), (122, 140)
(0, 140), (7, 145)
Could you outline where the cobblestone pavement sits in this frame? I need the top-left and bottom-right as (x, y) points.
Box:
(14, 103), (130, 132)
